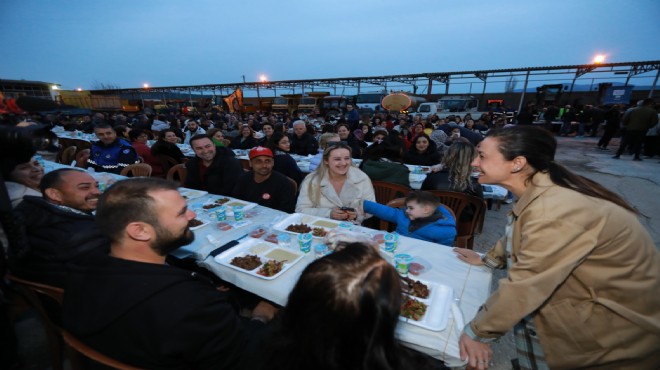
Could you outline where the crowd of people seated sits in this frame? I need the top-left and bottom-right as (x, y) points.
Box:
(1, 103), (659, 369)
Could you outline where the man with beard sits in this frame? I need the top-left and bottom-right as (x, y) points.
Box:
(62, 178), (276, 369)
(232, 147), (296, 213)
(11, 168), (108, 287)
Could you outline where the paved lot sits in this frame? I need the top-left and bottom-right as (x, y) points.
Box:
(472, 135), (660, 369)
(10, 136), (660, 370)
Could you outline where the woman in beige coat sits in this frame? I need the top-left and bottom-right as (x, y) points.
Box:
(296, 142), (375, 223)
(454, 126), (660, 370)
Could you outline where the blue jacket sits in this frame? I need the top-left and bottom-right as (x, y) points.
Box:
(363, 200), (456, 246)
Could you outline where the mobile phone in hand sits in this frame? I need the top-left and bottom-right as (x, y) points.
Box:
(340, 207), (356, 212)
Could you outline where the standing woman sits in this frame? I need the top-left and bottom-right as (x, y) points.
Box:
(267, 132), (304, 185)
(296, 142), (375, 223)
(454, 126), (660, 369)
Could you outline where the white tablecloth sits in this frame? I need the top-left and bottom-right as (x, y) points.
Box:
(180, 198), (492, 367)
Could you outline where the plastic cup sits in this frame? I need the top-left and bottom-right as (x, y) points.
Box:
(215, 206), (227, 221)
(297, 232), (313, 253)
(338, 221), (354, 231)
(314, 244), (330, 259)
(276, 233), (292, 249)
(384, 232), (399, 253)
(233, 205), (244, 221)
(395, 254), (413, 276)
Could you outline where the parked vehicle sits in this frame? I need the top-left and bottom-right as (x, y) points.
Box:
(415, 95), (488, 119)
(356, 91), (387, 115)
(381, 92), (426, 113)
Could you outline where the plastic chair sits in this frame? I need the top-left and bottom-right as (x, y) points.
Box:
(57, 145), (77, 165)
(240, 159), (251, 172)
(120, 163), (152, 177)
(381, 197), (459, 232)
(75, 149), (90, 168)
(6, 273), (65, 370)
(62, 329), (144, 370)
(428, 190), (487, 249)
(71, 139), (92, 152)
(166, 163), (187, 186)
(372, 181), (411, 205)
(155, 154), (180, 176)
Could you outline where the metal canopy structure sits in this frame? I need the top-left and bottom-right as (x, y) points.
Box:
(96, 61), (660, 102)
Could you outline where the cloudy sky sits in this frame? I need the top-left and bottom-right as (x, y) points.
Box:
(2, 0), (659, 90)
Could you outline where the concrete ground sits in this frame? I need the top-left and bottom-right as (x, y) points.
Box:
(8, 135), (660, 370)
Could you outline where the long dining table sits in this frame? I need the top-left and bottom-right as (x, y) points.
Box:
(45, 155), (494, 367)
(173, 189), (493, 368)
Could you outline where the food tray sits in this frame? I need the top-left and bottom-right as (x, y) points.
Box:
(214, 238), (305, 280)
(189, 219), (210, 231)
(201, 197), (257, 216)
(271, 213), (339, 238)
(399, 279), (453, 331)
(179, 188), (208, 200)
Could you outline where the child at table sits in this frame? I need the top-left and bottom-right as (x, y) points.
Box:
(363, 190), (456, 246)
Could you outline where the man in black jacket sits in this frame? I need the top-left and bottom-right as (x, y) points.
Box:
(289, 120), (319, 156)
(62, 178), (276, 369)
(232, 147), (296, 213)
(11, 168), (108, 287)
(184, 134), (242, 195)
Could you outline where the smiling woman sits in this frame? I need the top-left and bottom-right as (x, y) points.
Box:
(296, 143), (375, 222)
(455, 126), (660, 369)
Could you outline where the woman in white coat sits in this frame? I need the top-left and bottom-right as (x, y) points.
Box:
(296, 142), (375, 223)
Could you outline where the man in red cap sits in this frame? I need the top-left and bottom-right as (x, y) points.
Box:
(231, 147), (297, 213)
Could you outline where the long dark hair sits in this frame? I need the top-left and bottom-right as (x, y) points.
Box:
(488, 126), (636, 213)
(268, 242), (418, 370)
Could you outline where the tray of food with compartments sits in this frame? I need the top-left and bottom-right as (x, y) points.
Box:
(213, 238), (305, 280)
(399, 277), (453, 331)
(199, 197), (257, 216)
(179, 188), (208, 201)
(271, 213), (340, 239)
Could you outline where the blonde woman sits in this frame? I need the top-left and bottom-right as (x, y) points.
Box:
(421, 141), (483, 221)
(296, 143), (374, 222)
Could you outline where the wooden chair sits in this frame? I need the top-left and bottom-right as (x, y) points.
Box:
(167, 163), (187, 186)
(428, 190), (487, 249)
(62, 330), (144, 370)
(372, 181), (411, 205)
(120, 163), (152, 177)
(75, 149), (90, 168)
(6, 273), (65, 370)
(57, 145), (77, 165)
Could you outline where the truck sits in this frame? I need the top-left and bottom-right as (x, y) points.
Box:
(321, 95), (353, 117)
(414, 95), (488, 120)
(271, 94), (302, 114)
(297, 92), (330, 113)
(355, 91), (387, 115)
(380, 92), (426, 114)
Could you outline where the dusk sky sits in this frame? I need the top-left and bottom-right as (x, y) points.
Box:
(2, 0), (659, 91)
